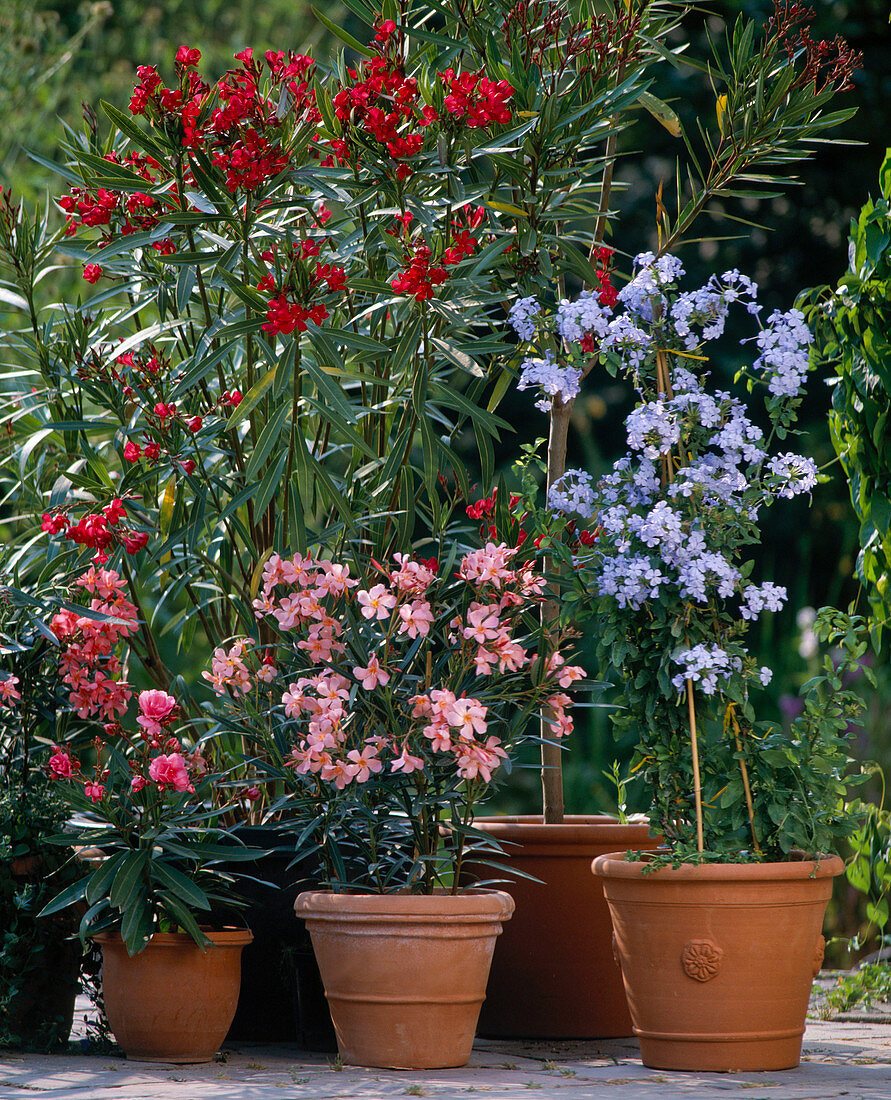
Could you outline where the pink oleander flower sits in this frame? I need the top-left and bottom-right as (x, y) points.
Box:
(446, 697), (488, 737)
(397, 599), (434, 638)
(346, 744), (383, 783)
(353, 653), (390, 690)
(321, 758), (353, 789)
(131, 774), (147, 792)
(47, 745), (77, 778)
(391, 746), (425, 774)
(256, 661), (277, 683)
(0, 675), (21, 704)
(547, 652), (586, 688)
(148, 751), (192, 792)
(454, 735), (507, 782)
(546, 692), (574, 737)
(463, 605), (502, 644)
(357, 583), (397, 620)
(137, 689), (177, 735)
(84, 781), (106, 802)
(389, 553), (437, 594)
(458, 542), (518, 588)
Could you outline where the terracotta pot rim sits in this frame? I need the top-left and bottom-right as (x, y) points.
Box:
(592, 852), (844, 881)
(473, 815), (653, 846)
(94, 928), (253, 948)
(295, 888), (515, 921)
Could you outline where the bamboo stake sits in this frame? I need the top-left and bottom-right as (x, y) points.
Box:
(728, 707), (761, 854)
(685, 678), (705, 853)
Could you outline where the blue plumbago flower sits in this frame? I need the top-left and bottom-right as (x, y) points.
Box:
(602, 314), (652, 370)
(556, 291), (612, 342)
(548, 469), (596, 517)
(626, 400), (680, 459)
(767, 453), (819, 497)
(510, 256), (822, 706)
(741, 582), (788, 621)
(618, 251), (685, 320)
(508, 295), (541, 340)
(752, 307), (813, 398)
(670, 644), (742, 695)
(516, 351), (582, 412)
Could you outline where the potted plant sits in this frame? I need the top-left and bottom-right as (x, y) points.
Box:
(530, 250), (871, 1072)
(208, 538), (585, 1068)
(38, 564), (259, 1064)
(451, 0), (860, 1039)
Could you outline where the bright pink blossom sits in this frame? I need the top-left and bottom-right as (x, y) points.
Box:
(147, 752), (192, 792)
(137, 689), (177, 736)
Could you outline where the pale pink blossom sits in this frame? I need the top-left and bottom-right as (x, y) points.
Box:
(454, 735), (507, 782)
(357, 583), (397, 620)
(391, 746), (425, 774)
(423, 721), (452, 753)
(446, 697), (488, 737)
(458, 543), (517, 588)
(346, 744), (384, 783)
(398, 599), (434, 638)
(0, 675), (21, 704)
(389, 554), (437, 594)
(256, 661), (277, 683)
(353, 653), (390, 690)
(321, 758), (353, 788)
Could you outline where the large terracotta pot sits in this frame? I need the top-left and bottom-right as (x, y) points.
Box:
(469, 815), (656, 1038)
(295, 890), (514, 1069)
(592, 854), (844, 1072)
(95, 929), (252, 1063)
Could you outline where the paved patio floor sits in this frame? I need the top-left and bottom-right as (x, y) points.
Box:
(1, 993), (889, 1100)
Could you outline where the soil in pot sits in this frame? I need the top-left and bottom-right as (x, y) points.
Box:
(593, 853), (844, 1072)
(467, 815), (656, 1038)
(95, 929), (252, 1063)
(295, 889), (514, 1070)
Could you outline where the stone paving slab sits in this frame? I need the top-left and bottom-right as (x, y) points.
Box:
(2, 1014), (890, 1100)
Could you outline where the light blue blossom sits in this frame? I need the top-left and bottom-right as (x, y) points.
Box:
(556, 291), (612, 343)
(508, 295), (541, 341)
(741, 582), (788, 621)
(517, 351), (582, 413)
(767, 453), (819, 497)
(626, 401), (680, 459)
(753, 308), (812, 398)
(671, 644), (741, 694)
(548, 469), (596, 517)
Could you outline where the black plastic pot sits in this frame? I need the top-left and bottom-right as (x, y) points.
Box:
(218, 827), (336, 1050)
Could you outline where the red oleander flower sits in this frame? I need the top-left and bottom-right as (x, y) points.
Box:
(83, 263), (103, 283)
(123, 442), (141, 463)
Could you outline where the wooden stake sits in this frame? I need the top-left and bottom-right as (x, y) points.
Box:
(685, 678), (705, 853)
(728, 707), (761, 855)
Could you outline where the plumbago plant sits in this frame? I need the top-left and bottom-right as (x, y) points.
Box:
(201, 541), (586, 892)
(508, 252), (870, 862)
(36, 564), (262, 955)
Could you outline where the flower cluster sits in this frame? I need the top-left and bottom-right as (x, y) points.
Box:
(513, 255), (821, 704)
(209, 545), (582, 799)
(47, 688), (196, 807)
(49, 567), (138, 720)
(41, 498), (148, 564)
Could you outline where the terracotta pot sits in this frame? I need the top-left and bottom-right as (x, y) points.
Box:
(592, 853), (844, 1072)
(295, 890), (514, 1069)
(468, 815), (656, 1038)
(95, 929), (252, 1063)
